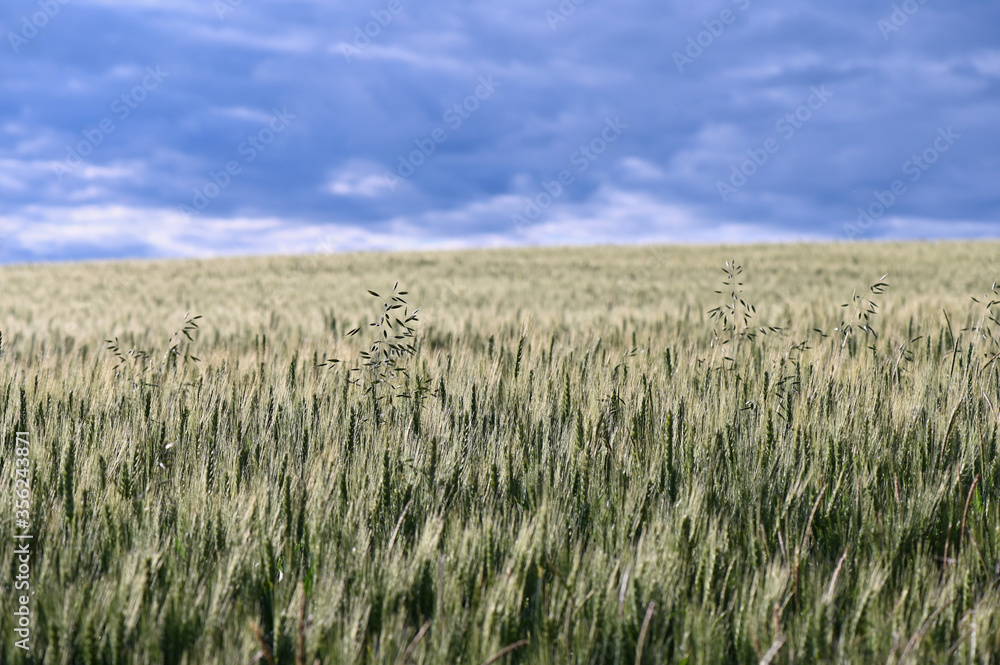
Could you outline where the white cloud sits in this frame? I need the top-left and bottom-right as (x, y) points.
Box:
(618, 157), (666, 181)
(324, 161), (396, 197)
(332, 43), (471, 73)
(971, 50), (1000, 77)
(1, 191), (996, 265)
(210, 107), (276, 123)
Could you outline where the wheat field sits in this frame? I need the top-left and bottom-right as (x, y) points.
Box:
(1, 241), (999, 664)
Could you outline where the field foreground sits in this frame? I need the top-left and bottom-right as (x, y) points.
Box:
(2, 241), (1000, 663)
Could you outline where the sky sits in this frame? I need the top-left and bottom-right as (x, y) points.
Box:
(1, 0), (998, 263)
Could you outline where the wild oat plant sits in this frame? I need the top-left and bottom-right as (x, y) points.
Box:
(104, 312), (202, 389)
(0, 242), (999, 664)
(708, 259), (781, 370)
(320, 282), (420, 414)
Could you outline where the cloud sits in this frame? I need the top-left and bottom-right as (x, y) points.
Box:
(1, 0), (998, 263)
(324, 161), (396, 198)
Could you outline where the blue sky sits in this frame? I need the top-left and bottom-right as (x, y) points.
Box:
(1, 0), (998, 263)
